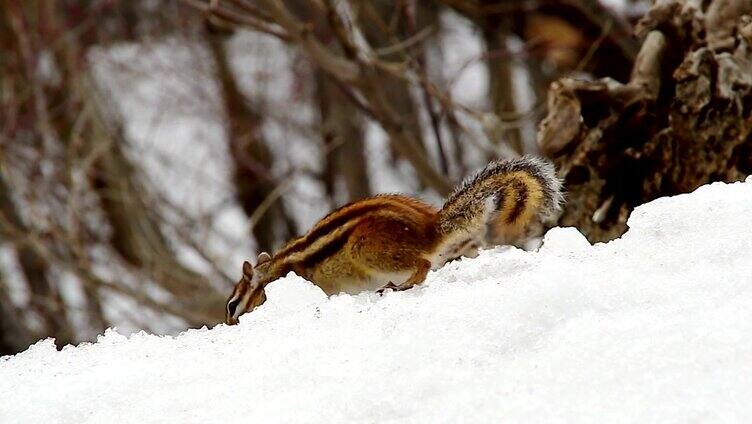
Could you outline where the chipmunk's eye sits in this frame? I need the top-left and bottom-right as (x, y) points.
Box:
(227, 299), (240, 318)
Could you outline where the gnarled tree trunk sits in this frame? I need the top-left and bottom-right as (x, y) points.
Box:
(539, 0), (752, 242)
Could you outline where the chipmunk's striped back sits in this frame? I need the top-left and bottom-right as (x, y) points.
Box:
(273, 195), (438, 269)
(276, 196), (437, 265)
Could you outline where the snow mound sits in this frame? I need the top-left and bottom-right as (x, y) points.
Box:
(2, 180), (752, 423)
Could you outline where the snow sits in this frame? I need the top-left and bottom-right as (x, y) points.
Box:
(2, 178), (752, 422)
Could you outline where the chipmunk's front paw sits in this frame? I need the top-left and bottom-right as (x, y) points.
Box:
(377, 282), (398, 295)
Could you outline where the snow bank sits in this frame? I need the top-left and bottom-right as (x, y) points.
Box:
(2, 179), (752, 423)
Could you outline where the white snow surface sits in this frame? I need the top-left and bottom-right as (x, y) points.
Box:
(2, 179), (752, 423)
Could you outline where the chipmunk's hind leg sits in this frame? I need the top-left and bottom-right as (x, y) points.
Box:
(377, 259), (431, 293)
(348, 215), (435, 293)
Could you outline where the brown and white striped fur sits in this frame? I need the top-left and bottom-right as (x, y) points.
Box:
(226, 156), (563, 325)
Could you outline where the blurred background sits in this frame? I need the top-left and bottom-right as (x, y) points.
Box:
(1, 0), (750, 355)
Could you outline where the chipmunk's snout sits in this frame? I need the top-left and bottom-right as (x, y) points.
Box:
(225, 293), (243, 325)
(225, 286), (267, 325)
(227, 298), (240, 321)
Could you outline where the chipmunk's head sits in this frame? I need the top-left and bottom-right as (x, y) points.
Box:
(225, 252), (271, 325)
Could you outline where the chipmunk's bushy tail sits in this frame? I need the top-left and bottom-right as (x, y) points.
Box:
(437, 156), (563, 240)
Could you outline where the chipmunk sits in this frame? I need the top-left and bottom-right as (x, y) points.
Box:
(225, 156), (563, 325)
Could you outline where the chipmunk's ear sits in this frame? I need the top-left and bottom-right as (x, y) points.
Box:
(257, 252), (271, 265)
(242, 261), (254, 278)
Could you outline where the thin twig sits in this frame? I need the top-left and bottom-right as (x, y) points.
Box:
(181, 0), (292, 41)
(374, 25), (435, 56)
